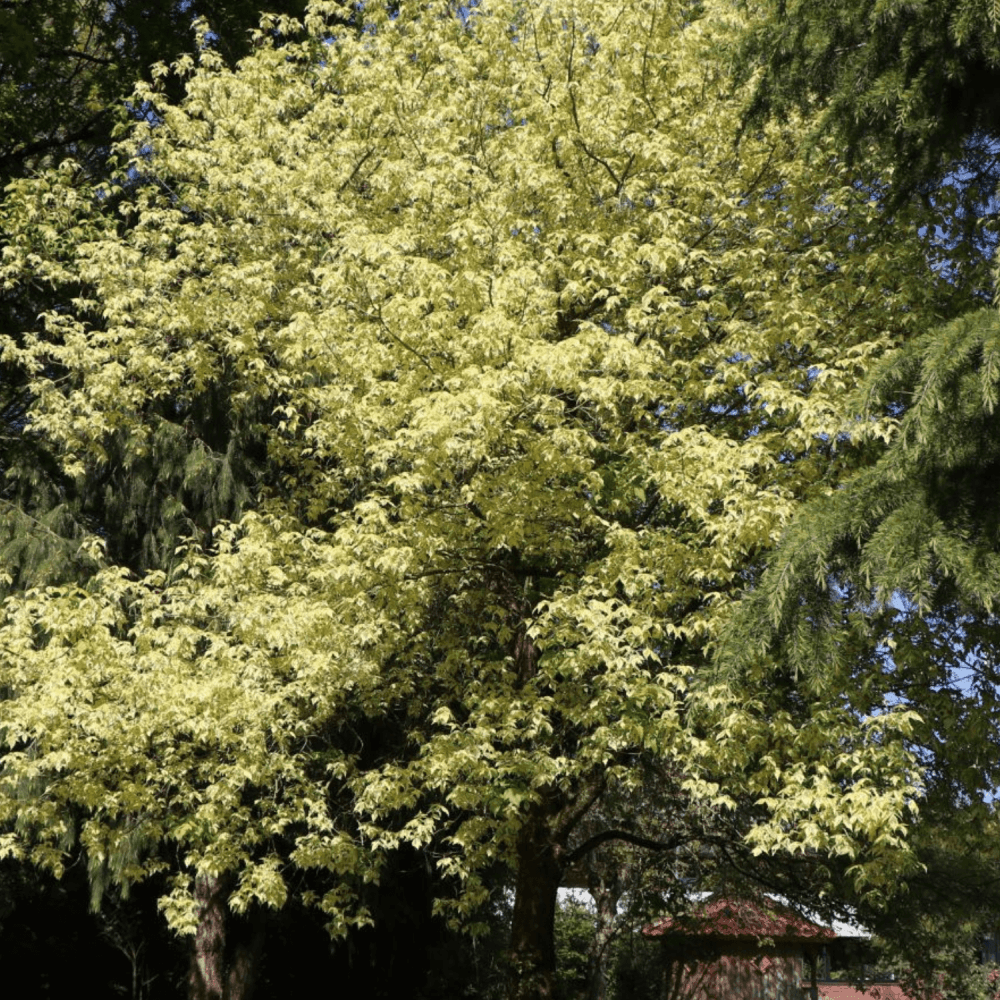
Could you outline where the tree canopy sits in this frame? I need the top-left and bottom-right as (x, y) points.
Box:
(0, 0), (327, 608)
(0, 1), (965, 997)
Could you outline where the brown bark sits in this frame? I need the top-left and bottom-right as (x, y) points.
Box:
(585, 861), (624, 1000)
(189, 874), (229, 1000)
(807, 949), (819, 1000)
(187, 874), (263, 1000)
(226, 908), (265, 1000)
(505, 581), (564, 1000)
(508, 808), (564, 1000)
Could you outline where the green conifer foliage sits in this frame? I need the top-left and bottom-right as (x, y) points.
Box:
(738, 0), (1000, 204)
(721, 304), (1000, 789)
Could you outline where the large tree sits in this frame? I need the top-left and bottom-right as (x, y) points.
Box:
(0, 1), (955, 997)
(0, 5), (321, 993)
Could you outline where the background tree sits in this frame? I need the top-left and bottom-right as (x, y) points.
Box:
(737, 0), (1000, 226)
(717, 310), (1000, 994)
(728, 1), (1000, 987)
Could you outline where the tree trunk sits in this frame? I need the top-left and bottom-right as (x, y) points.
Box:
(585, 860), (624, 1000)
(506, 591), (564, 1000)
(508, 809), (563, 1000)
(226, 908), (265, 1000)
(189, 874), (229, 1000)
(188, 873), (263, 1000)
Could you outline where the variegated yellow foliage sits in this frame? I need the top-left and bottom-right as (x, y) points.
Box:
(0, 0), (947, 959)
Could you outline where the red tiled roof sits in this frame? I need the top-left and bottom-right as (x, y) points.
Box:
(816, 984), (917, 1000)
(644, 896), (837, 943)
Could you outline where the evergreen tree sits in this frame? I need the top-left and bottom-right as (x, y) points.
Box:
(736, 0), (1000, 211)
(728, 2), (1000, 984)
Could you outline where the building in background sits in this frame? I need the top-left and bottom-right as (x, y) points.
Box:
(643, 895), (918, 1000)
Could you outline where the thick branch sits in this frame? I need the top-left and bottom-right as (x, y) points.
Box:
(40, 47), (119, 66)
(564, 829), (687, 866)
(1, 109), (111, 169)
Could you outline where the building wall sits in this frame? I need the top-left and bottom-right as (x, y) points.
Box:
(661, 941), (809, 1000)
